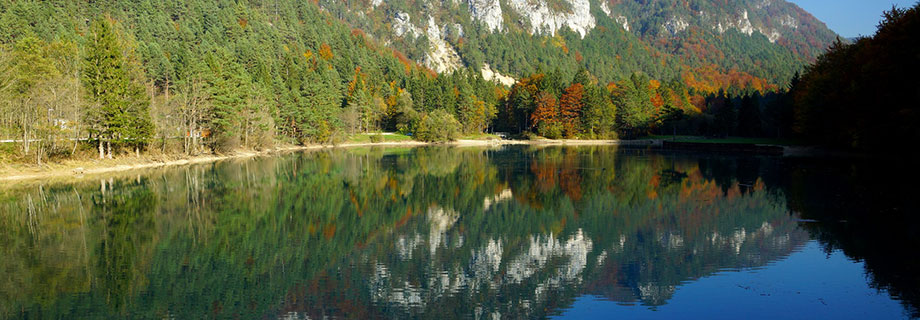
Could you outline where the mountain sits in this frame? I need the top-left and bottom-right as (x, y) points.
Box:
(0, 0), (841, 162)
(318, 0), (838, 90)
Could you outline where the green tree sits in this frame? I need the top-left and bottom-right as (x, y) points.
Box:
(712, 94), (736, 137)
(737, 94), (763, 137)
(415, 109), (461, 142)
(613, 72), (655, 138)
(202, 50), (257, 152)
(2, 37), (57, 162)
(83, 17), (153, 158)
(582, 85), (617, 139)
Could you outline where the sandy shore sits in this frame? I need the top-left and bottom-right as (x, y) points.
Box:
(0, 139), (632, 183)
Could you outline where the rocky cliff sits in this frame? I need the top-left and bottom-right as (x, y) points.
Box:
(319, 0), (837, 87)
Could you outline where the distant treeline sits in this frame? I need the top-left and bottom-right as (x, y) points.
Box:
(494, 68), (791, 140)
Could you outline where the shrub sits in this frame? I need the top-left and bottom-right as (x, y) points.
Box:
(536, 122), (564, 139)
(414, 110), (461, 142)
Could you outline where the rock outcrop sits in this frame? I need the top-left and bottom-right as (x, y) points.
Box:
(506, 0), (596, 38)
(467, 0), (504, 32)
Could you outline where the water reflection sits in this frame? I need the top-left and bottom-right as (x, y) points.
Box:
(0, 146), (914, 319)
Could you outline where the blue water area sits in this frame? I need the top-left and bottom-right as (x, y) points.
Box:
(556, 241), (908, 319)
(1, 146), (916, 319)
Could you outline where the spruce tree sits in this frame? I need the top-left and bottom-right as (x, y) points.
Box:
(82, 17), (153, 158)
(205, 53), (249, 151)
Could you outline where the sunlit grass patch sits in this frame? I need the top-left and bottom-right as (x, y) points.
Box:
(345, 133), (414, 143)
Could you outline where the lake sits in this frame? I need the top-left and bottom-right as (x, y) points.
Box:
(1, 145), (917, 319)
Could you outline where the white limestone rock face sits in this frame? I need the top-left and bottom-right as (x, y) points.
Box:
(779, 14), (798, 29)
(600, 0), (611, 16)
(616, 15), (629, 32)
(736, 10), (754, 36)
(467, 0), (504, 33)
(424, 16), (463, 73)
(663, 16), (688, 35)
(447, 23), (465, 39)
(705, 9), (781, 42)
(393, 12), (421, 39)
(481, 64), (516, 87)
(506, 0), (596, 38)
(761, 28), (781, 43)
(599, 1), (628, 32)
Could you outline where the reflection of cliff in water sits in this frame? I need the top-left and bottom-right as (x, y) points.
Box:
(279, 147), (810, 319)
(348, 212), (807, 319)
(0, 147), (840, 319)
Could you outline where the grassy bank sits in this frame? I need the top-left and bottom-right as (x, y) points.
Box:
(344, 133), (415, 143)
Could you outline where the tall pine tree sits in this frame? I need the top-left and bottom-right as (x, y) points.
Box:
(82, 17), (153, 158)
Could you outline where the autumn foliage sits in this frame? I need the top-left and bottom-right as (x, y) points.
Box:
(559, 84), (585, 138)
(531, 91), (561, 138)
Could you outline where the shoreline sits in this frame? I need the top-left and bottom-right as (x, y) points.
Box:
(0, 139), (630, 184)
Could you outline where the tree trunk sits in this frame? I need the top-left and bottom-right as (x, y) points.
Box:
(243, 117), (250, 149)
(165, 75), (170, 103)
(183, 120), (190, 155)
(191, 121), (198, 155)
(106, 140), (112, 159)
(22, 129), (29, 154)
(98, 138), (104, 159)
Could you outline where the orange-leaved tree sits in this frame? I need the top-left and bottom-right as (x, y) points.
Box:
(560, 83), (585, 138)
(531, 91), (561, 138)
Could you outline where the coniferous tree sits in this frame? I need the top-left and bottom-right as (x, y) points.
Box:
(582, 85), (617, 138)
(205, 54), (250, 152)
(613, 72), (655, 138)
(83, 17), (153, 158)
(737, 94), (763, 137)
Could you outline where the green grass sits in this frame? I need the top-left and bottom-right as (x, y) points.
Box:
(345, 133), (414, 143)
(640, 135), (805, 146)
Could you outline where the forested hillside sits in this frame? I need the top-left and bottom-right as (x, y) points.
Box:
(0, 0), (867, 166)
(319, 0), (837, 90)
(0, 0), (500, 164)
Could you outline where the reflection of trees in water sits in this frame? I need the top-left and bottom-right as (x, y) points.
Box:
(781, 158), (920, 318)
(0, 147), (890, 318)
(93, 185), (157, 313)
(336, 149), (807, 319)
(0, 178), (159, 317)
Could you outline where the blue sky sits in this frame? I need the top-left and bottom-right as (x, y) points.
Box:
(789, 0), (917, 37)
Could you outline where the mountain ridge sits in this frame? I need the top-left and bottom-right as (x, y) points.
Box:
(319, 0), (838, 89)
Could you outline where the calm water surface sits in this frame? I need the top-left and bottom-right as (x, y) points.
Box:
(1, 146), (917, 319)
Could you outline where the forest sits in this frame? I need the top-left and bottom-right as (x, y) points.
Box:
(0, 0), (503, 165)
(0, 0), (916, 166)
(786, 4), (920, 151)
